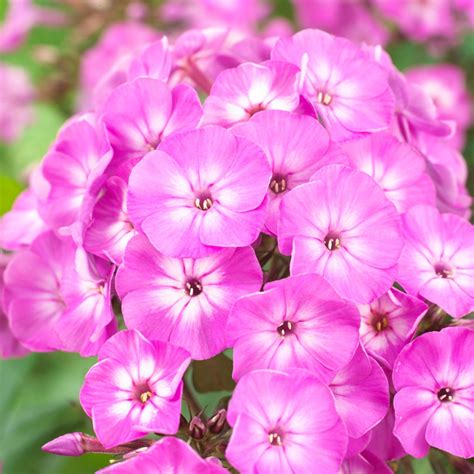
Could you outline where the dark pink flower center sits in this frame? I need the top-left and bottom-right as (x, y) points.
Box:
(434, 262), (453, 279)
(134, 383), (154, 404)
(324, 232), (341, 251)
(316, 91), (332, 106)
(437, 387), (454, 402)
(277, 320), (294, 337)
(268, 430), (284, 446)
(194, 191), (213, 211)
(270, 175), (287, 194)
(371, 313), (389, 332)
(185, 278), (203, 297)
(245, 103), (266, 116)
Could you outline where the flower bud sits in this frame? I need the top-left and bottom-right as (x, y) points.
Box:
(189, 415), (207, 440)
(42, 432), (85, 456)
(207, 409), (227, 434)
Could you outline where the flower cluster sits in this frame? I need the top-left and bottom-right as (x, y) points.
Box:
(1, 19), (473, 474)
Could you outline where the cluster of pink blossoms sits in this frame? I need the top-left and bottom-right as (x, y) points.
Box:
(1, 22), (473, 474)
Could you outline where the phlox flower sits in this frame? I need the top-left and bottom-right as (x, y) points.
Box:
(340, 132), (436, 213)
(84, 176), (136, 265)
(80, 330), (191, 448)
(272, 29), (394, 141)
(359, 288), (427, 369)
(127, 126), (271, 258)
(226, 369), (347, 473)
(397, 205), (474, 318)
(279, 165), (402, 303)
(98, 437), (228, 473)
(393, 327), (474, 458)
(226, 274), (360, 381)
(0, 254), (29, 358)
(3, 231), (75, 351)
(329, 345), (389, 439)
(102, 78), (202, 164)
(116, 234), (262, 359)
(202, 61), (301, 127)
(232, 110), (331, 235)
(340, 450), (392, 474)
(40, 116), (113, 237)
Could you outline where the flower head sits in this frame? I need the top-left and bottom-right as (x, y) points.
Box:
(80, 330), (191, 448)
(393, 327), (474, 458)
(279, 165), (402, 303)
(127, 126), (271, 258)
(116, 234), (262, 359)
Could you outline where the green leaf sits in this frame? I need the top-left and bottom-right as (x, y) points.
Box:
(0, 175), (24, 215)
(192, 354), (235, 393)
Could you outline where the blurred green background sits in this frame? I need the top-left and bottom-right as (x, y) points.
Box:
(0, 0), (473, 473)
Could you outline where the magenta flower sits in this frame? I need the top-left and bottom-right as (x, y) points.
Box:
(397, 205), (474, 318)
(3, 231), (75, 351)
(202, 61), (301, 127)
(41, 116), (113, 236)
(279, 165), (402, 303)
(340, 450), (392, 474)
(340, 132), (436, 213)
(232, 110), (331, 235)
(226, 369), (347, 473)
(102, 78), (202, 164)
(329, 345), (389, 439)
(84, 176), (136, 265)
(56, 249), (116, 356)
(272, 29), (394, 141)
(80, 330), (191, 448)
(227, 274), (360, 381)
(393, 327), (474, 458)
(98, 437), (228, 473)
(359, 288), (427, 369)
(0, 254), (29, 358)
(127, 126), (271, 258)
(116, 234), (262, 359)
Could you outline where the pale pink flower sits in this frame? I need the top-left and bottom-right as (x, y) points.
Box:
(359, 289), (427, 369)
(127, 126), (271, 258)
(272, 29), (395, 141)
(397, 205), (474, 318)
(80, 330), (191, 448)
(340, 132), (436, 213)
(279, 165), (402, 304)
(227, 274), (360, 381)
(116, 234), (262, 359)
(393, 327), (474, 458)
(226, 369), (347, 473)
(202, 61), (301, 127)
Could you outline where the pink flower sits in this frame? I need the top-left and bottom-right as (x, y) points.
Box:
(56, 249), (116, 356)
(279, 165), (402, 304)
(340, 451), (392, 474)
(0, 63), (35, 143)
(84, 176), (136, 265)
(232, 110), (331, 234)
(127, 126), (271, 258)
(226, 274), (360, 381)
(397, 205), (474, 318)
(41, 116), (113, 236)
(272, 29), (394, 141)
(405, 64), (471, 150)
(329, 345), (389, 439)
(202, 61), (301, 127)
(226, 369), (347, 473)
(0, 254), (29, 358)
(393, 327), (474, 458)
(102, 78), (202, 164)
(359, 288), (428, 369)
(98, 437), (228, 473)
(80, 330), (191, 448)
(3, 231), (75, 351)
(340, 132), (436, 213)
(116, 234), (262, 359)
